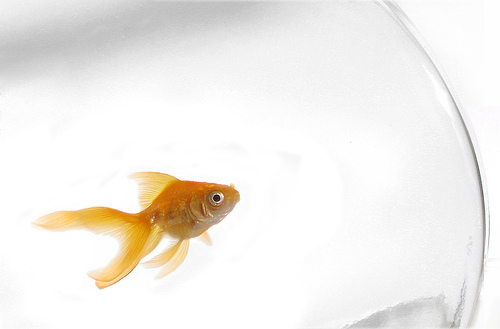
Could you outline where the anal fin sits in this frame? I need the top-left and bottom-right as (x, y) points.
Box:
(142, 240), (190, 279)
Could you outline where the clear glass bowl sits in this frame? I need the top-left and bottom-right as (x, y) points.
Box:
(0, 1), (487, 328)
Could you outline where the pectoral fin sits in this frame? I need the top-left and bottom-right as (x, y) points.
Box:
(198, 231), (212, 246)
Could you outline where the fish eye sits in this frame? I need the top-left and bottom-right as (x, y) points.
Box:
(209, 191), (224, 207)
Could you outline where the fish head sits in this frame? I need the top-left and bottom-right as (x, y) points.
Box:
(189, 182), (240, 228)
(203, 183), (240, 225)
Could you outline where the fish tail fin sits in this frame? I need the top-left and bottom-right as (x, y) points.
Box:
(34, 207), (162, 289)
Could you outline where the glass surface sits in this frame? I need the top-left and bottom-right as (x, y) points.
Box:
(0, 1), (487, 328)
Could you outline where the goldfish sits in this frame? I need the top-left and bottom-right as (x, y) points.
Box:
(34, 172), (240, 289)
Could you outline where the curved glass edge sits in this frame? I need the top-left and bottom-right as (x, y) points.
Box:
(374, 0), (489, 326)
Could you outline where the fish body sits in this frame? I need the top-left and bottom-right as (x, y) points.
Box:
(34, 172), (240, 289)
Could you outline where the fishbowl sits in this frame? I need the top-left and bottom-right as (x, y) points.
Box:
(0, 1), (487, 328)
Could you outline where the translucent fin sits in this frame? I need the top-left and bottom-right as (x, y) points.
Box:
(34, 211), (80, 231)
(34, 207), (140, 234)
(156, 240), (189, 279)
(129, 172), (179, 210)
(91, 225), (163, 289)
(142, 240), (190, 278)
(34, 207), (161, 289)
(142, 240), (184, 269)
(89, 225), (149, 289)
(142, 225), (164, 258)
(198, 231), (212, 246)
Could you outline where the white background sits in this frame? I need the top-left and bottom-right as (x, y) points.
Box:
(397, 0), (499, 327)
(0, 0), (497, 327)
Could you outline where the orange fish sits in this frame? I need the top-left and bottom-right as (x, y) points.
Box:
(34, 172), (240, 289)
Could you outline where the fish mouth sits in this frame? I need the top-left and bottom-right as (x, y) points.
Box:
(230, 183), (240, 203)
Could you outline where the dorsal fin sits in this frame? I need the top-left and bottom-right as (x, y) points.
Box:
(129, 172), (179, 210)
